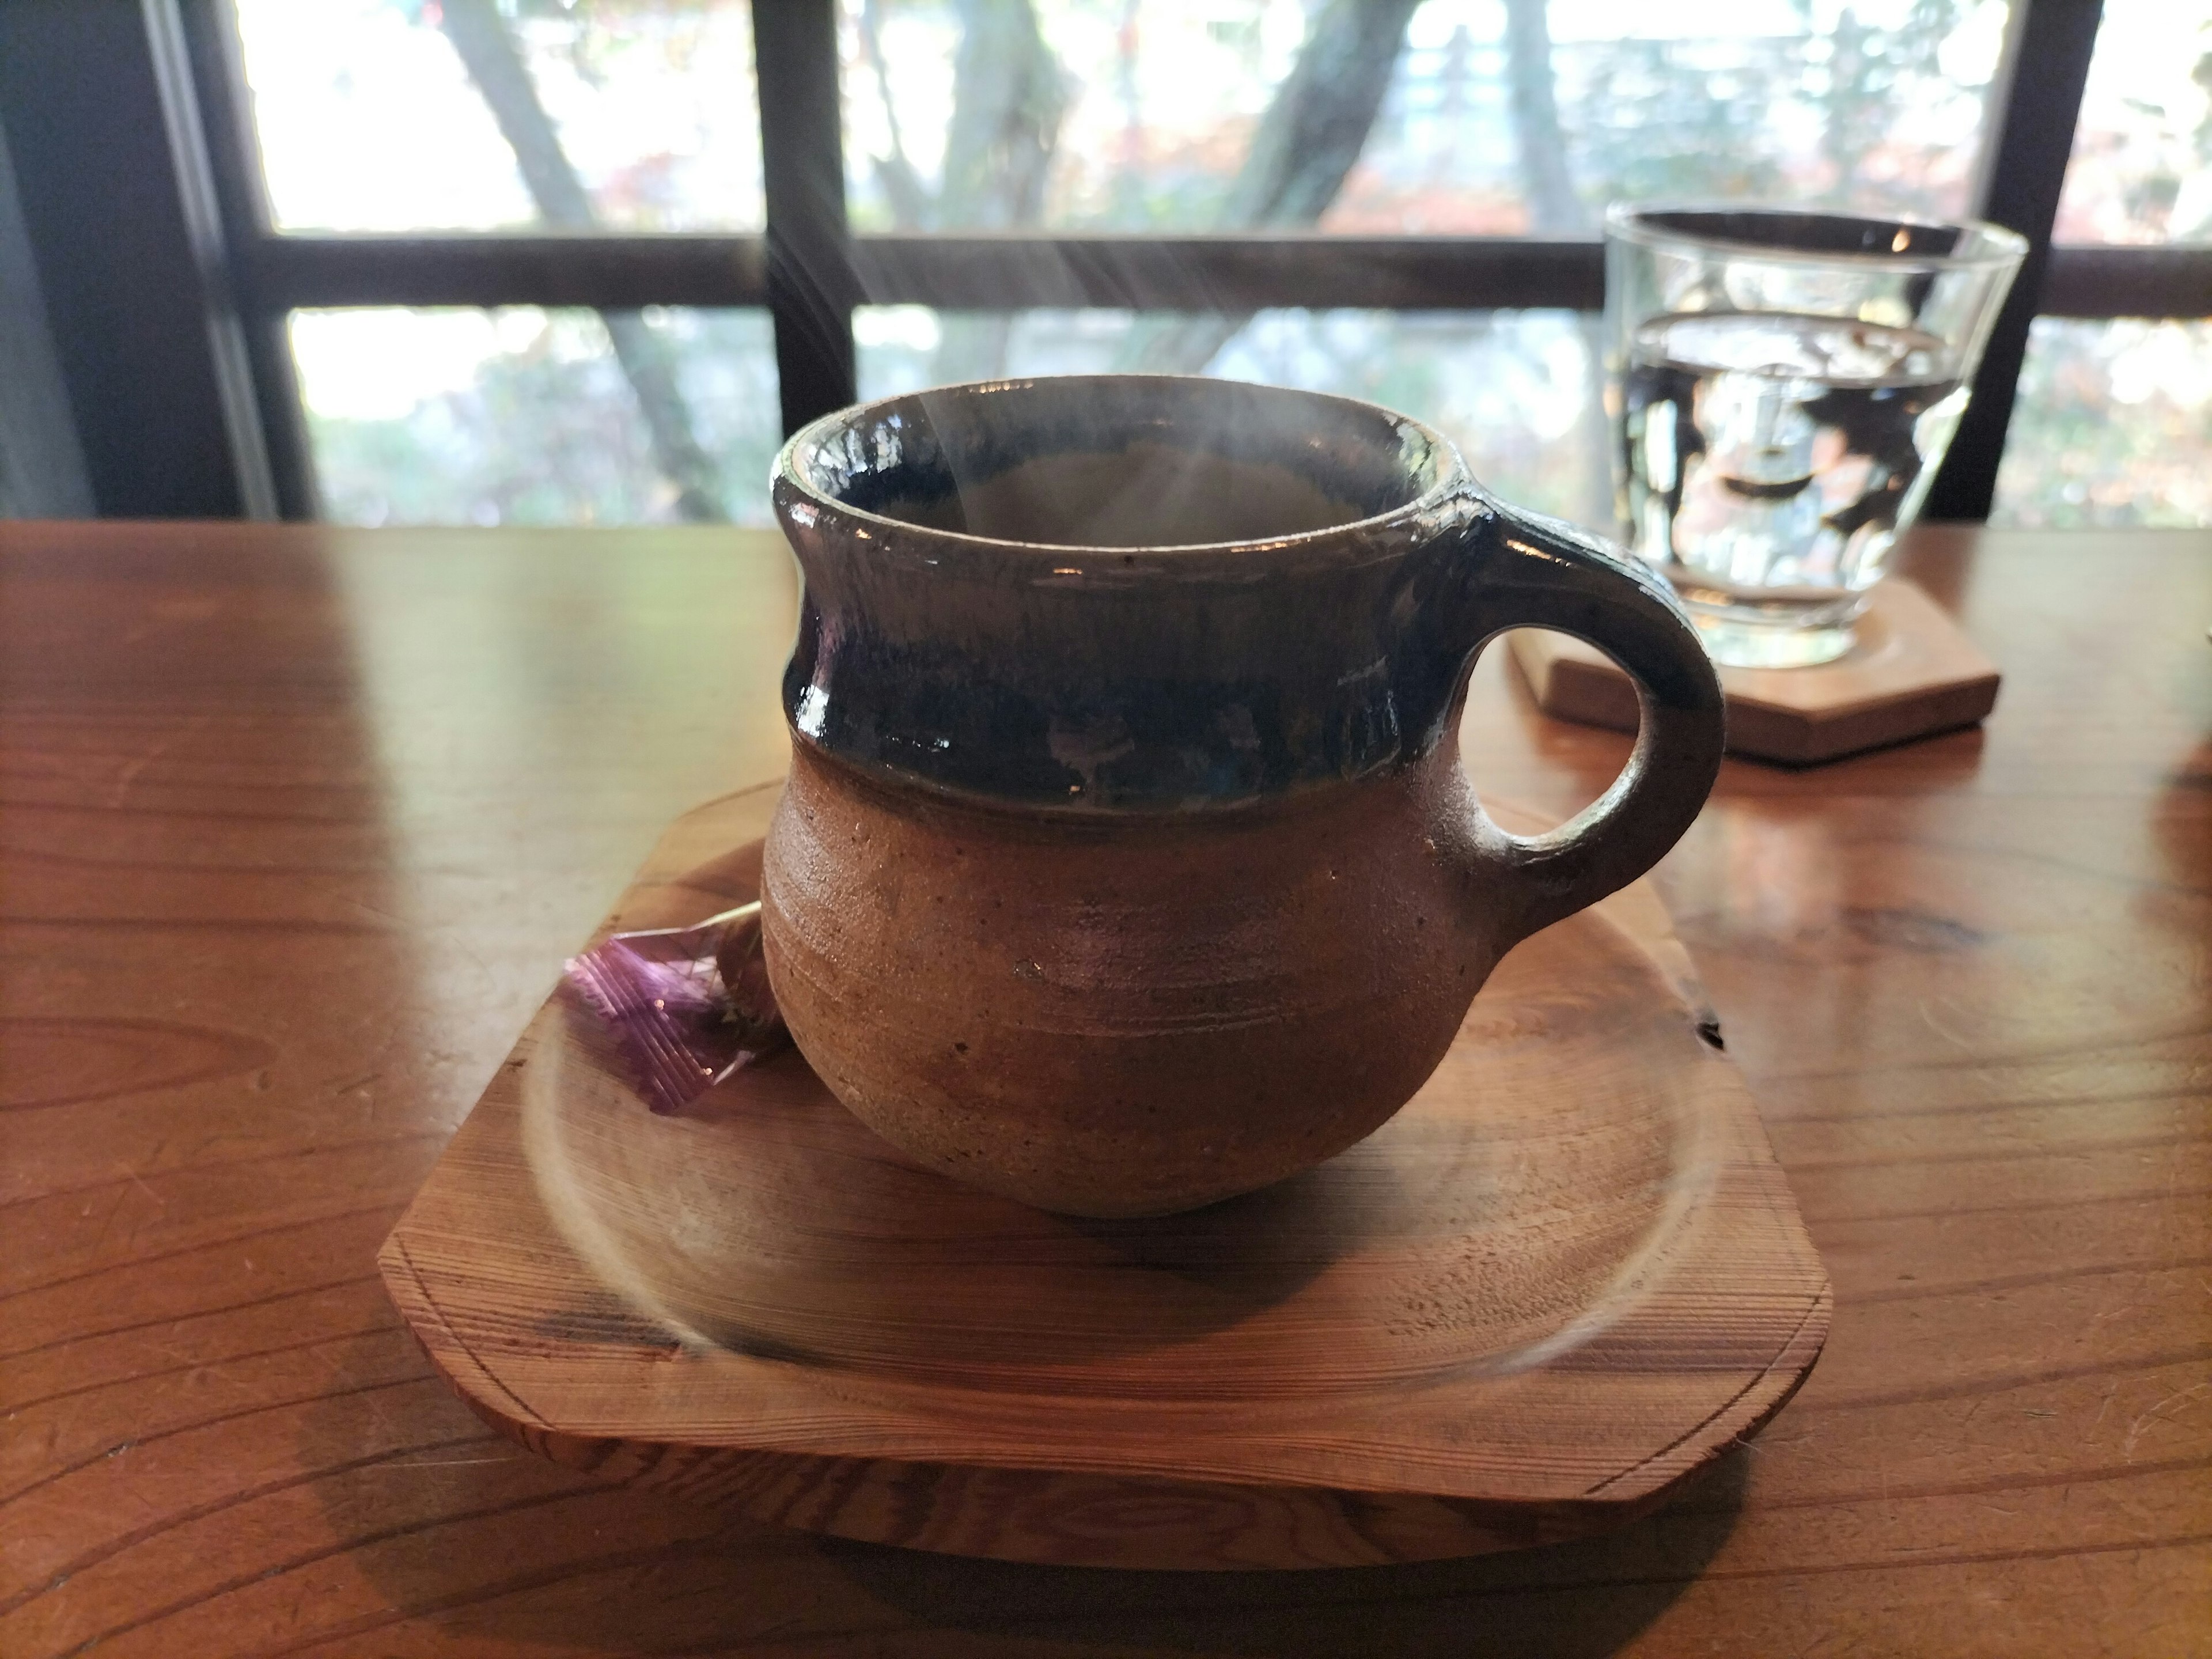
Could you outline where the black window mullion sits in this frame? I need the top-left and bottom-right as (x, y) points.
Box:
(845, 234), (1607, 312)
(753, 0), (858, 435)
(2040, 245), (2212, 318)
(245, 231), (2209, 321)
(1924, 0), (2106, 522)
(0, 0), (268, 518)
(178, 0), (319, 521)
(253, 234), (771, 310)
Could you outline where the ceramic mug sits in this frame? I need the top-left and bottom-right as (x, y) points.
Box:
(762, 376), (1725, 1217)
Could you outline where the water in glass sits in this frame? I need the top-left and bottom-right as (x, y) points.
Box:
(1622, 310), (1968, 652)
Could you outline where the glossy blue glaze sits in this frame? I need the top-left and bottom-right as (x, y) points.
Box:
(772, 375), (1707, 815)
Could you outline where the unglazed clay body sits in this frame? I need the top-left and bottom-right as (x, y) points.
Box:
(763, 376), (1725, 1216)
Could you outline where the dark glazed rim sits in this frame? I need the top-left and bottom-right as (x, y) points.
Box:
(772, 373), (1475, 558)
(1604, 200), (2029, 274)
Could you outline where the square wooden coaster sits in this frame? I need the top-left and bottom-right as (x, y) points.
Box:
(1509, 578), (1999, 765)
(379, 782), (1829, 1571)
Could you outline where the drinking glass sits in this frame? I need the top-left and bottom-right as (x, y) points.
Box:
(1604, 204), (2025, 668)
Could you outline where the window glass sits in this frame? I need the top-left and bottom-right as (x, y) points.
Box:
(840, 0), (2012, 235)
(290, 307), (780, 526)
(2052, 2), (2212, 246)
(855, 305), (1607, 528)
(1991, 318), (2212, 529)
(234, 0), (764, 232)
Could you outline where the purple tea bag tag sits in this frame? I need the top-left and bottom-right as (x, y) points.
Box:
(561, 902), (787, 1115)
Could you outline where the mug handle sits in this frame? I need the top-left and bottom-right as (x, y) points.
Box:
(1457, 499), (1727, 942)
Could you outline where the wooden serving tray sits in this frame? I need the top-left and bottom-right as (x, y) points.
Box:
(380, 781), (1829, 1570)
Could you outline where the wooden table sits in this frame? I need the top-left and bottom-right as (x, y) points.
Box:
(3, 521), (2206, 1656)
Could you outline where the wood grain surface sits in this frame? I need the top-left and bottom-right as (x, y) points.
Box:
(381, 785), (1827, 1569)
(4, 522), (2209, 1651)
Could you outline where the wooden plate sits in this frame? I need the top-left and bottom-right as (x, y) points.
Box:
(380, 781), (1829, 1570)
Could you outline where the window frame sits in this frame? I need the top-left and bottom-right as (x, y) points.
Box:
(7, 0), (2201, 522)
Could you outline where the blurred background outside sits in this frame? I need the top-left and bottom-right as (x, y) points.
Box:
(237, 0), (2211, 534)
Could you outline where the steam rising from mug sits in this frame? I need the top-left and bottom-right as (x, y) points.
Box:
(836, 376), (1424, 547)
